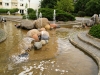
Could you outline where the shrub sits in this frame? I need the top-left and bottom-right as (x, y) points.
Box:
(89, 24), (100, 39)
(10, 8), (19, 14)
(78, 11), (86, 17)
(0, 9), (9, 14)
(28, 12), (37, 20)
(27, 8), (75, 21)
(28, 8), (35, 14)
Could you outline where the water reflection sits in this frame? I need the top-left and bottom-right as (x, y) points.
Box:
(0, 21), (98, 75)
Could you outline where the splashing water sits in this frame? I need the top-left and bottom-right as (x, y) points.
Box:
(39, 12), (42, 26)
(10, 37), (34, 63)
(36, 9), (38, 19)
(53, 9), (56, 24)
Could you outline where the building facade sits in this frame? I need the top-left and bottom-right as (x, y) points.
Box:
(0, 0), (40, 14)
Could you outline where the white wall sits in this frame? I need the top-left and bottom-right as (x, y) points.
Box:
(2, 0), (11, 9)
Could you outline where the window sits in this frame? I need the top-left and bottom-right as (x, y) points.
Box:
(20, 3), (24, 6)
(5, 3), (9, 6)
(12, 2), (17, 6)
(0, 2), (2, 5)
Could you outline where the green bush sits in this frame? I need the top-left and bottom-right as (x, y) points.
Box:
(89, 24), (100, 39)
(10, 8), (19, 14)
(0, 8), (19, 15)
(0, 9), (9, 14)
(28, 12), (37, 20)
(28, 8), (35, 14)
(78, 11), (86, 17)
(27, 8), (75, 21)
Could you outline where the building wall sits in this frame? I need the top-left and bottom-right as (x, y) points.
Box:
(0, 0), (3, 8)
(2, 0), (11, 9)
(0, 0), (40, 14)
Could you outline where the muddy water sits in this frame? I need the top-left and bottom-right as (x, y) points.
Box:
(0, 21), (98, 75)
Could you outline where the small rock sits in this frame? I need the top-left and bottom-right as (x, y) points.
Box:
(34, 42), (42, 50)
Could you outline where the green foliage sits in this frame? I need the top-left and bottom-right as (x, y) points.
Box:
(0, 9), (9, 14)
(27, 8), (35, 14)
(74, 0), (90, 13)
(55, 0), (74, 12)
(85, 0), (100, 16)
(89, 24), (100, 39)
(78, 11), (86, 17)
(40, 0), (58, 8)
(0, 8), (19, 15)
(27, 8), (75, 21)
(28, 12), (37, 20)
(10, 8), (19, 14)
(56, 13), (75, 21)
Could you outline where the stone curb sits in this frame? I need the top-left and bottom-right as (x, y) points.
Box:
(69, 35), (100, 75)
(77, 33), (100, 50)
(86, 33), (100, 42)
(0, 29), (7, 43)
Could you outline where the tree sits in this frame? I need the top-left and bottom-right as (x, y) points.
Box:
(85, 0), (100, 16)
(74, 0), (90, 13)
(55, 0), (74, 12)
(40, 0), (58, 8)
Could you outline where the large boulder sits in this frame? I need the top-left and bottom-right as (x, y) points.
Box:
(91, 14), (99, 24)
(34, 18), (50, 29)
(15, 19), (34, 29)
(26, 29), (40, 37)
(40, 31), (49, 40)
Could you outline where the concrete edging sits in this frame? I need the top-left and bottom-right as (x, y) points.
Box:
(77, 34), (100, 50)
(86, 33), (100, 42)
(69, 37), (100, 75)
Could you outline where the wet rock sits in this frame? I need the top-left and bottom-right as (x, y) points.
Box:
(91, 14), (99, 24)
(34, 18), (50, 29)
(40, 31), (49, 40)
(40, 40), (48, 45)
(34, 42), (42, 50)
(15, 19), (34, 29)
(38, 28), (46, 31)
(18, 52), (29, 57)
(21, 37), (34, 50)
(32, 34), (39, 42)
(26, 29), (40, 37)
(45, 24), (51, 30)
(50, 24), (60, 29)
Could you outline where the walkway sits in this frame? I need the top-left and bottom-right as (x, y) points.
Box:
(69, 31), (100, 75)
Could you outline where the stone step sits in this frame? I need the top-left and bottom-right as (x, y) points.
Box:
(78, 31), (100, 50)
(69, 32), (100, 75)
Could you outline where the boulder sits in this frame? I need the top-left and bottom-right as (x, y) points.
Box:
(26, 29), (40, 37)
(39, 28), (46, 31)
(34, 18), (50, 29)
(91, 14), (99, 24)
(45, 24), (51, 30)
(34, 42), (42, 50)
(40, 31), (49, 40)
(15, 19), (34, 29)
(32, 34), (39, 42)
(40, 40), (48, 45)
(21, 37), (34, 50)
(50, 24), (60, 29)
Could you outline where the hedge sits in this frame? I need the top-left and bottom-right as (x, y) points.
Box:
(89, 24), (100, 39)
(24, 8), (75, 21)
